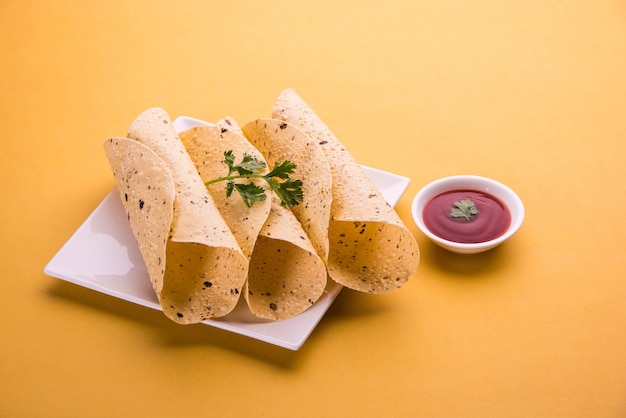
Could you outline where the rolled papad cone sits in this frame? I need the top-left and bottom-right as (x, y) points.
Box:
(241, 118), (333, 265)
(272, 89), (419, 293)
(104, 108), (248, 324)
(180, 119), (326, 320)
(179, 121), (272, 260)
(247, 198), (327, 320)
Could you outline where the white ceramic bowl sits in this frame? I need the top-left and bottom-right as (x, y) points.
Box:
(411, 175), (524, 254)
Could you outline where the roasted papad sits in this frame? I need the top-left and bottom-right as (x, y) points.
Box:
(179, 119), (327, 320)
(179, 120), (271, 260)
(241, 118), (333, 264)
(272, 89), (419, 293)
(104, 108), (248, 324)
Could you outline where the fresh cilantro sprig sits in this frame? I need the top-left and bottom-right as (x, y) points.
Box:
(450, 198), (478, 221)
(204, 150), (303, 208)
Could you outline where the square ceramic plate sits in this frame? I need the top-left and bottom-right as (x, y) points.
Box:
(44, 116), (410, 350)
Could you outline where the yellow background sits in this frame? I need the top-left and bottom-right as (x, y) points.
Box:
(2, 1), (625, 416)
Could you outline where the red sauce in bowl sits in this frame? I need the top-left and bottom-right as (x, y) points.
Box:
(422, 189), (511, 244)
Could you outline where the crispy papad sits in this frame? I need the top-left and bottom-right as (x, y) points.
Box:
(272, 89), (419, 293)
(241, 118), (333, 264)
(246, 199), (327, 320)
(103, 137), (173, 296)
(179, 122), (271, 259)
(180, 119), (326, 320)
(104, 108), (248, 324)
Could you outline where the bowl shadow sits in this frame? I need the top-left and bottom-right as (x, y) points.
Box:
(422, 239), (512, 279)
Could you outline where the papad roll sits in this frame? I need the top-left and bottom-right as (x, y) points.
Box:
(179, 119), (327, 320)
(179, 119), (272, 260)
(241, 118), (333, 265)
(104, 108), (248, 324)
(272, 89), (419, 293)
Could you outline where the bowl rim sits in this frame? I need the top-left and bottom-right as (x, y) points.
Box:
(411, 175), (525, 250)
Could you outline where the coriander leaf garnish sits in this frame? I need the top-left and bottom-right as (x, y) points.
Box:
(205, 151), (303, 208)
(224, 151), (266, 176)
(266, 159), (297, 180)
(267, 177), (303, 208)
(226, 181), (267, 207)
(450, 198), (478, 221)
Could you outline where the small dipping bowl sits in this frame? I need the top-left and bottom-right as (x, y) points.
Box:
(411, 175), (524, 254)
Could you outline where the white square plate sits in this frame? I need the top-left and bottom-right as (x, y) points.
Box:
(44, 116), (410, 350)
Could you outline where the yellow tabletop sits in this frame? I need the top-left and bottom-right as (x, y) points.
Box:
(2, 1), (625, 417)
